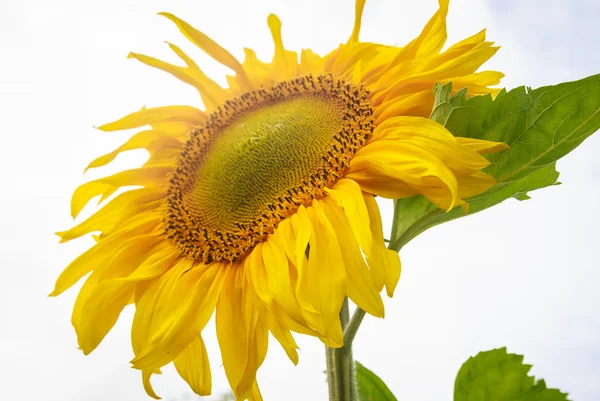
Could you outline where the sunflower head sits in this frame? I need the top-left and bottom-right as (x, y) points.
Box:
(166, 74), (373, 264)
(52, 0), (506, 399)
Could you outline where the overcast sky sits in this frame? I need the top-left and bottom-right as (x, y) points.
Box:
(1, 0), (599, 400)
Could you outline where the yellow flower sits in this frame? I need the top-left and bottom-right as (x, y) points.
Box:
(52, 0), (507, 399)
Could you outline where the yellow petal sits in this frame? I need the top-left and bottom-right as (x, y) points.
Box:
(98, 105), (205, 132)
(245, 243), (273, 307)
(374, 90), (435, 122)
(51, 215), (162, 296)
(326, 179), (372, 256)
(363, 194), (401, 297)
(371, 117), (491, 172)
(299, 48), (324, 76)
(128, 44), (228, 110)
(216, 267), (268, 400)
(331, 43), (383, 79)
(248, 381), (264, 401)
(290, 205), (311, 274)
(159, 13), (252, 90)
(242, 48), (274, 88)
(131, 262), (226, 370)
(142, 369), (161, 400)
(71, 271), (100, 330)
(267, 14), (298, 80)
(348, 0), (367, 44)
(373, 42), (500, 104)
(395, 0), (449, 62)
(456, 171), (497, 199)
(349, 142), (460, 210)
(78, 279), (134, 354)
(71, 167), (170, 218)
(77, 235), (164, 353)
(347, 116), (505, 210)
(131, 259), (191, 356)
(289, 206), (319, 317)
(174, 336), (212, 396)
(167, 42), (230, 108)
(456, 137), (509, 154)
(57, 188), (163, 243)
(433, 29), (487, 66)
(299, 201), (345, 347)
(263, 306), (299, 365)
(262, 236), (304, 325)
(276, 218), (297, 264)
(321, 198), (384, 317)
(86, 130), (182, 171)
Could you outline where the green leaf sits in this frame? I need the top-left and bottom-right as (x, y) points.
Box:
(454, 348), (569, 401)
(390, 75), (600, 250)
(432, 75), (600, 183)
(356, 361), (398, 401)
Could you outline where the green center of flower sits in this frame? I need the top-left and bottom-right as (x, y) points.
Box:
(166, 74), (373, 263)
(189, 93), (344, 232)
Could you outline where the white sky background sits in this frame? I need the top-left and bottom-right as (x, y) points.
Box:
(1, 0), (599, 400)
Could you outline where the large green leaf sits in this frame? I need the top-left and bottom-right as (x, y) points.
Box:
(356, 361), (398, 401)
(390, 75), (600, 250)
(455, 348), (569, 401)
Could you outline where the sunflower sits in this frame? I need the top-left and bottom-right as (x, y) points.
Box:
(52, 0), (507, 399)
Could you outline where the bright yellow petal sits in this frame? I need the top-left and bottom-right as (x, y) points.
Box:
(159, 12), (252, 90)
(263, 305), (299, 365)
(51, 215), (162, 296)
(248, 381), (264, 401)
(142, 369), (161, 400)
(326, 178), (373, 256)
(348, 116), (503, 210)
(77, 235), (164, 353)
(98, 105), (205, 132)
(242, 48), (275, 88)
(262, 236), (304, 325)
(70, 167), (169, 218)
(363, 194), (401, 297)
(174, 336), (212, 396)
(267, 14), (298, 80)
(456, 137), (509, 154)
(299, 48), (325, 76)
(128, 43), (229, 110)
(348, 0), (367, 44)
(321, 198), (384, 317)
(348, 142), (460, 210)
(71, 270), (100, 330)
(131, 258), (191, 356)
(131, 262), (226, 370)
(245, 243), (273, 307)
(86, 130), (183, 171)
(298, 201), (345, 347)
(391, 0), (449, 62)
(217, 267), (268, 400)
(57, 188), (163, 243)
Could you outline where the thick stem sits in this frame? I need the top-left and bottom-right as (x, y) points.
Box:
(327, 297), (357, 401)
(336, 298), (352, 401)
(326, 346), (339, 400)
(343, 307), (366, 347)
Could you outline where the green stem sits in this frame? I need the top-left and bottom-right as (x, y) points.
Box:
(343, 307), (366, 347)
(327, 297), (357, 401)
(326, 346), (339, 400)
(337, 298), (352, 401)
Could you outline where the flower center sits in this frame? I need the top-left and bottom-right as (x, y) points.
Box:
(166, 74), (373, 263)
